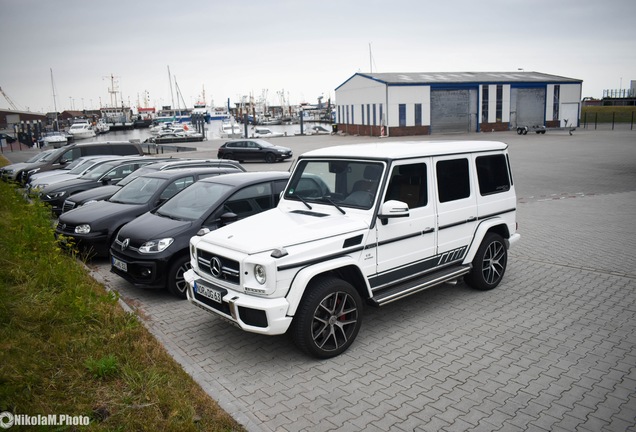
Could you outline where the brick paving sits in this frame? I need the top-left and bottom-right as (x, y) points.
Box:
(80, 130), (636, 431)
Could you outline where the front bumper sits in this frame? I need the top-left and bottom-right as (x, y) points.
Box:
(54, 229), (110, 257)
(184, 269), (292, 335)
(109, 250), (169, 289)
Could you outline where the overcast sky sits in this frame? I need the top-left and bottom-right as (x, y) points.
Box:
(1, 0), (634, 113)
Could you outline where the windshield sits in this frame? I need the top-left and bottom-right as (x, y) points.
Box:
(67, 158), (104, 174)
(116, 165), (159, 186)
(156, 181), (232, 221)
(109, 176), (165, 205)
(26, 151), (54, 163)
(79, 161), (127, 180)
(285, 160), (384, 210)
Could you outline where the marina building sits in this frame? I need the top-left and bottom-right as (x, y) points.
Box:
(334, 71), (582, 136)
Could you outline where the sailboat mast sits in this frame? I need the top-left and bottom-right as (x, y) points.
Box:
(167, 66), (175, 110)
(50, 68), (59, 129)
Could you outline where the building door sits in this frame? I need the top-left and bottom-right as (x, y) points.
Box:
(514, 88), (545, 127)
(560, 103), (579, 127)
(431, 89), (471, 133)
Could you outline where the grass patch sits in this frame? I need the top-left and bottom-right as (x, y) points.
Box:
(0, 156), (243, 431)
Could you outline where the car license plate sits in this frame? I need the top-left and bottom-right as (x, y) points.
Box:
(112, 257), (128, 272)
(195, 282), (223, 304)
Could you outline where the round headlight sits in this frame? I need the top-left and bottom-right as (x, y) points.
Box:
(75, 224), (91, 234)
(254, 264), (266, 285)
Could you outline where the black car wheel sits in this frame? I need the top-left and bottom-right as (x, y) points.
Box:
(265, 152), (276, 163)
(168, 255), (191, 299)
(291, 276), (363, 359)
(464, 232), (507, 290)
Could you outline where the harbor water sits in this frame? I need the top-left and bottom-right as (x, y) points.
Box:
(89, 120), (332, 144)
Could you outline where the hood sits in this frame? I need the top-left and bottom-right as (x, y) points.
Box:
(68, 185), (121, 203)
(119, 211), (192, 240)
(59, 200), (145, 227)
(199, 206), (369, 255)
(42, 177), (92, 194)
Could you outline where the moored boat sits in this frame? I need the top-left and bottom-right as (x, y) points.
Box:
(67, 120), (96, 140)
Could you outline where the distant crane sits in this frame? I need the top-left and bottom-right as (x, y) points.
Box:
(0, 86), (20, 110)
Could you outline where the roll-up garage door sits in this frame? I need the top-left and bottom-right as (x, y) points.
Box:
(431, 89), (471, 133)
(515, 88), (545, 128)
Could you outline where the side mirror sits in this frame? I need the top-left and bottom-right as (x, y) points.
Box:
(378, 200), (409, 225)
(220, 212), (238, 226)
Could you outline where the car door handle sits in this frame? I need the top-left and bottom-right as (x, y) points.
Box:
(466, 216), (476, 222)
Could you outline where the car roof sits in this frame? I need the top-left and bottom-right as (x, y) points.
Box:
(141, 158), (245, 171)
(198, 170), (289, 186)
(301, 141), (508, 160)
(224, 138), (272, 145)
(134, 166), (243, 180)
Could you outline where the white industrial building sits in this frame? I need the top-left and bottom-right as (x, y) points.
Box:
(334, 71), (582, 136)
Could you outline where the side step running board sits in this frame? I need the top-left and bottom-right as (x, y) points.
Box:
(370, 264), (472, 306)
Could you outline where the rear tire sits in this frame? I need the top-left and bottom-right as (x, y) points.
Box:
(464, 233), (507, 290)
(291, 277), (363, 359)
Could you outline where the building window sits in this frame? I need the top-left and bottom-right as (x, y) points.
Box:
(496, 85), (503, 122)
(361, 104), (365, 125)
(367, 104), (370, 126)
(351, 105), (354, 124)
(373, 104), (377, 126)
(379, 104), (384, 126)
(415, 103), (422, 126)
(399, 104), (406, 127)
(346, 105), (349, 124)
(553, 85), (560, 121)
(482, 86), (489, 123)
(338, 106), (341, 123)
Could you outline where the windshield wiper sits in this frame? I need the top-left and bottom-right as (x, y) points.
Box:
(294, 194), (312, 210)
(321, 197), (346, 214)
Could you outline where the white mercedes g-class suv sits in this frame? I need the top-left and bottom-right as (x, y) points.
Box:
(185, 141), (520, 358)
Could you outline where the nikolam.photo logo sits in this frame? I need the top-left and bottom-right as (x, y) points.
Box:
(0, 412), (14, 429)
(0, 412), (89, 428)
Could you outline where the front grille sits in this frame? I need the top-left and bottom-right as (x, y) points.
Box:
(62, 200), (76, 213)
(196, 249), (240, 284)
(56, 221), (76, 234)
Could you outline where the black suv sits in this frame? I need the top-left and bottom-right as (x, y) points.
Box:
(110, 171), (289, 297)
(217, 139), (292, 163)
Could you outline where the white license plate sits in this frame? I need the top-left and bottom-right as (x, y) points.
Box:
(195, 282), (223, 304)
(112, 257), (128, 272)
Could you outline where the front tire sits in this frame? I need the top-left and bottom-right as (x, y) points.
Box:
(464, 233), (507, 290)
(291, 277), (363, 359)
(167, 255), (191, 298)
(265, 152), (276, 163)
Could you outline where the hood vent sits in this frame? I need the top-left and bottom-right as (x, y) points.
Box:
(290, 210), (328, 217)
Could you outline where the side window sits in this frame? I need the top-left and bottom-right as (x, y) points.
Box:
(61, 148), (80, 162)
(385, 163), (428, 208)
(436, 158), (470, 203)
(160, 176), (194, 200)
(83, 146), (110, 156)
(224, 182), (273, 218)
(111, 164), (136, 179)
(476, 154), (510, 195)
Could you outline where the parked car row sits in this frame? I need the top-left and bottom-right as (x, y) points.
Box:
(4, 139), (293, 299)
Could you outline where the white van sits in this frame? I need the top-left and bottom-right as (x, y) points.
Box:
(185, 141), (520, 358)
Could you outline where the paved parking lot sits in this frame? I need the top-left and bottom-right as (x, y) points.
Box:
(9, 129), (636, 431)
